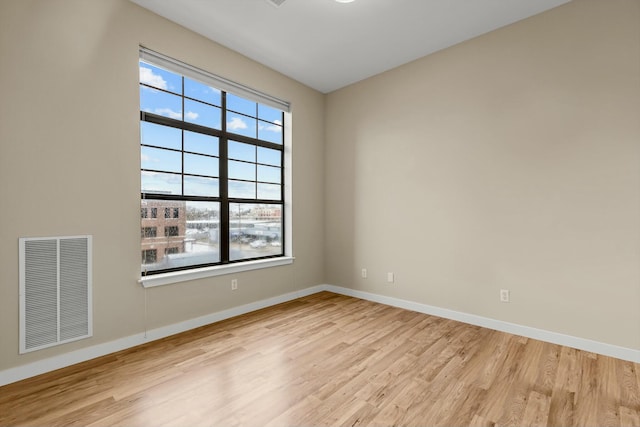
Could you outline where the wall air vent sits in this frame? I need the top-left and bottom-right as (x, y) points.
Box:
(19, 236), (92, 353)
(265, 0), (287, 7)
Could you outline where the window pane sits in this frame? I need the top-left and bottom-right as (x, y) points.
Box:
(141, 171), (182, 195)
(184, 176), (219, 197)
(164, 207), (180, 218)
(257, 183), (281, 200)
(141, 200), (220, 273)
(165, 225), (180, 237)
(142, 249), (157, 264)
(258, 104), (282, 122)
(228, 180), (256, 199)
(141, 146), (181, 173)
(228, 141), (256, 162)
(184, 77), (221, 106)
(258, 119), (283, 144)
(140, 88), (183, 120)
(257, 147), (281, 167)
(228, 160), (255, 181)
(227, 93), (256, 117)
(141, 227), (157, 238)
(141, 122), (182, 150)
(229, 203), (283, 261)
(184, 131), (218, 156)
(184, 153), (218, 177)
(184, 99), (221, 130)
(139, 61), (182, 94)
(227, 112), (257, 139)
(257, 165), (281, 184)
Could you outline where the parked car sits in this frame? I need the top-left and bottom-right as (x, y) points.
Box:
(249, 240), (267, 249)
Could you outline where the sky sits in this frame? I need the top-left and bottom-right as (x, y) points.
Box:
(139, 61), (283, 201)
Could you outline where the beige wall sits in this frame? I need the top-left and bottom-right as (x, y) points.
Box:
(0, 0), (325, 370)
(325, 0), (640, 350)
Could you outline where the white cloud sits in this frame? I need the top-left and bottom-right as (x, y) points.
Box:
(259, 119), (283, 133)
(227, 117), (248, 130)
(142, 155), (163, 164)
(205, 87), (221, 96)
(139, 66), (167, 89)
(154, 108), (182, 120)
(147, 108), (198, 121)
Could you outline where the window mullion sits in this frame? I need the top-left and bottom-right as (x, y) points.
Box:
(220, 92), (230, 264)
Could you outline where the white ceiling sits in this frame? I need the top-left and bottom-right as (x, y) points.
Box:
(130, 0), (570, 93)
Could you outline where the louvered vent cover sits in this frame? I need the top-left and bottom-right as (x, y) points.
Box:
(19, 236), (92, 353)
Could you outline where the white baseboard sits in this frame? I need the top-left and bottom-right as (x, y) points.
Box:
(2, 283), (638, 387)
(0, 285), (325, 387)
(323, 284), (640, 364)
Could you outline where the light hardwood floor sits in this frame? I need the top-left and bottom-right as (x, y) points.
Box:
(1, 291), (639, 426)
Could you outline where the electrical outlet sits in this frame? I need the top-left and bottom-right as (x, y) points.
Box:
(387, 272), (394, 283)
(500, 289), (510, 302)
(231, 279), (238, 290)
(361, 268), (367, 279)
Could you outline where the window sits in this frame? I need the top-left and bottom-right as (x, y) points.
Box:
(142, 249), (157, 264)
(141, 227), (157, 238)
(139, 48), (289, 276)
(163, 207), (180, 219)
(164, 226), (180, 237)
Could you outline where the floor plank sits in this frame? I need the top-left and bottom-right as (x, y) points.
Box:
(1, 291), (638, 427)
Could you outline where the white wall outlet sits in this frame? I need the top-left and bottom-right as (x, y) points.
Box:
(231, 279), (238, 290)
(500, 289), (510, 302)
(387, 272), (394, 283)
(361, 268), (367, 279)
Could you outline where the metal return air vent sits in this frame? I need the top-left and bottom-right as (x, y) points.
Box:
(19, 236), (93, 353)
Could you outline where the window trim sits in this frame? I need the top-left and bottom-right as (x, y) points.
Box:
(139, 256), (295, 288)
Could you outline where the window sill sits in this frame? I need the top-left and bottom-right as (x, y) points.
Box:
(139, 256), (295, 288)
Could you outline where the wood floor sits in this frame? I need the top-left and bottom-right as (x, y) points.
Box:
(1, 292), (639, 427)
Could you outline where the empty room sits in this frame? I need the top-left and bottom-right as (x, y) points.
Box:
(1, 0), (639, 426)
